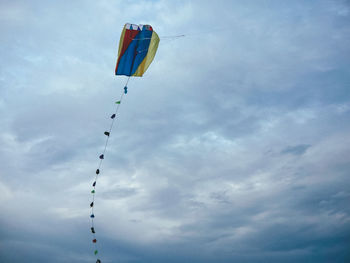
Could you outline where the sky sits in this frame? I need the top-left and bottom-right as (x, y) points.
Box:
(0, 0), (350, 262)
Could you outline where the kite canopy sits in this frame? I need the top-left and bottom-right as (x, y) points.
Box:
(115, 23), (160, 77)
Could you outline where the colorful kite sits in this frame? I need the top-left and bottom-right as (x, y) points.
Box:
(115, 23), (160, 77)
(89, 23), (159, 263)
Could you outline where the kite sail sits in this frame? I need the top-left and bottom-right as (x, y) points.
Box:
(115, 23), (160, 77)
(90, 23), (159, 263)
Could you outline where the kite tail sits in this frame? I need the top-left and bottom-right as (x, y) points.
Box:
(89, 76), (130, 262)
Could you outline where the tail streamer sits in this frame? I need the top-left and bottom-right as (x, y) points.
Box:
(89, 77), (130, 263)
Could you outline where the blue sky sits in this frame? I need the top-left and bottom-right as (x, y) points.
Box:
(1, 0), (350, 262)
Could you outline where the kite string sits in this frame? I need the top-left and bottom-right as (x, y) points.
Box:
(90, 76), (130, 261)
(125, 24), (240, 42)
(160, 34), (185, 39)
(127, 34), (185, 41)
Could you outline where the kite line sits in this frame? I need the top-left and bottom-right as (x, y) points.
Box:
(89, 77), (130, 263)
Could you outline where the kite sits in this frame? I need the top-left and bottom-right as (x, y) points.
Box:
(89, 23), (160, 263)
(115, 23), (160, 77)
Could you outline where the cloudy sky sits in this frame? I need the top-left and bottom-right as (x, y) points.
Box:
(1, 0), (350, 262)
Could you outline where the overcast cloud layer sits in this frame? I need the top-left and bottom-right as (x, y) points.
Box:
(1, 0), (350, 262)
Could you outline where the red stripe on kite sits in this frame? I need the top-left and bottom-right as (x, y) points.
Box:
(115, 29), (140, 74)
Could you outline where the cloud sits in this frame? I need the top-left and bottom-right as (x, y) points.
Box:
(0, 0), (350, 262)
(281, 144), (311, 155)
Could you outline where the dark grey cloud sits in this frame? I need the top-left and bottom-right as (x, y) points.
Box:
(281, 144), (311, 155)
